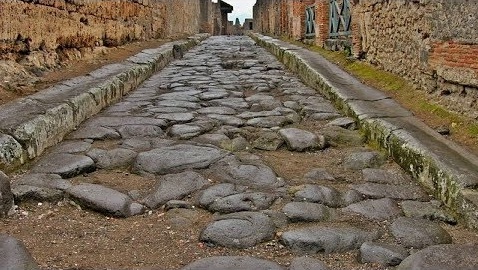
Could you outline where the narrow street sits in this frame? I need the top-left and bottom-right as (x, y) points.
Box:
(3, 36), (478, 270)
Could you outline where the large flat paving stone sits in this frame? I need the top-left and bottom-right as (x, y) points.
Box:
(134, 144), (227, 175)
(351, 183), (429, 201)
(292, 185), (343, 208)
(143, 171), (208, 209)
(400, 200), (457, 224)
(197, 183), (238, 208)
(343, 151), (385, 170)
(200, 211), (275, 248)
(279, 128), (326, 152)
(208, 192), (277, 213)
(181, 256), (284, 270)
(0, 234), (40, 270)
(31, 153), (95, 178)
(391, 217), (452, 249)
(282, 202), (333, 222)
(67, 183), (142, 217)
(210, 156), (283, 189)
(397, 244), (478, 270)
(281, 226), (380, 254)
(343, 198), (402, 220)
(360, 242), (409, 266)
(87, 148), (137, 169)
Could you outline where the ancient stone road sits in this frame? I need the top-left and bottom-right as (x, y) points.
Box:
(4, 36), (478, 270)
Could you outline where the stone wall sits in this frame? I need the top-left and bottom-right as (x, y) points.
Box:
(253, 0), (478, 119)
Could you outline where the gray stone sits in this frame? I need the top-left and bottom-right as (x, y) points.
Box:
(321, 126), (364, 147)
(247, 116), (291, 128)
(326, 117), (356, 130)
(261, 210), (289, 228)
(289, 257), (330, 270)
(14, 173), (71, 190)
(303, 168), (335, 182)
(86, 116), (167, 128)
(165, 208), (202, 229)
(351, 183), (429, 201)
(207, 114), (244, 126)
(0, 171), (13, 217)
(12, 185), (64, 202)
(252, 131), (284, 151)
(293, 185), (342, 208)
(397, 244), (478, 270)
(0, 234), (40, 270)
(307, 112), (341, 121)
(282, 202), (332, 222)
(143, 171), (208, 209)
(343, 151), (385, 170)
(52, 140), (92, 154)
(360, 242), (409, 266)
(283, 101), (300, 111)
(67, 183), (138, 217)
(210, 98), (249, 109)
(279, 128), (326, 152)
(200, 212), (275, 248)
(156, 100), (201, 109)
(199, 91), (229, 101)
(197, 106), (236, 115)
(168, 124), (204, 139)
(194, 133), (231, 148)
(164, 200), (193, 210)
(120, 138), (152, 152)
(197, 183), (238, 207)
(237, 110), (281, 119)
(149, 107), (189, 114)
(362, 168), (408, 185)
(400, 200), (457, 224)
(117, 125), (164, 138)
(281, 226), (380, 254)
(87, 148), (137, 169)
(391, 217), (452, 249)
(181, 256), (284, 270)
(208, 192), (277, 214)
(343, 198), (402, 220)
(341, 189), (364, 206)
(157, 113), (196, 123)
(31, 153), (95, 178)
(301, 104), (337, 115)
(69, 126), (121, 140)
(210, 156), (283, 189)
(134, 144), (226, 175)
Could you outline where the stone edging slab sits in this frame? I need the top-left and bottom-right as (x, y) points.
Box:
(250, 33), (478, 229)
(0, 34), (209, 172)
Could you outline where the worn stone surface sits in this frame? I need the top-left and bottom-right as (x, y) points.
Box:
(397, 244), (478, 270)
(134, 144), (226, 175)
(67, 183), (141, 217)
(87, 148), (137, 169)
(293, 185), (343, 208)
(31, 153), (95, 178)
(0, 234), (40, 270)
(0, 171), (13, 217)
(344, 198), (402, 220)
(252, 131), (284, 151)
(391, 217), (453, 249)
(14, 174), (71, 191)
(281, 226), (380, 254)
(351, 183), (429, 201)
(282, 202), (332, 222)
(211, 156), (283, 189)
(360, 242), (408, 266)
(208, 192), (277, 214)
(279, 128), (326, 151)
(12, 185), (64, 202)
(181, 256), (284, 270)
(200, 212), (275, 248)
(362, 168), (408, 185)
(343, 151), (385, 170)
(400, 200), (457, 224)
(143, 171), (208, 209)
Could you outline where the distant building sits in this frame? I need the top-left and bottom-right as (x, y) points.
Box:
(243, 19), (254, 31)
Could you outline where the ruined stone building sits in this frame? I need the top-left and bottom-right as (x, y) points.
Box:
(253, 0), (478, 119)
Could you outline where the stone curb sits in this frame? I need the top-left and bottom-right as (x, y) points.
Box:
(0, 34), (210, 172)
(250, 33), (478, 229)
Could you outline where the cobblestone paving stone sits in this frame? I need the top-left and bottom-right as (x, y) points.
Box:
(4, 36), (478, 270)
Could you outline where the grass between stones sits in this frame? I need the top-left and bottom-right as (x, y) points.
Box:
(284, 38), (478, 154)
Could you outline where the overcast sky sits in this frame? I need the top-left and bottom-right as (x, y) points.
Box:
(224, 0), (256, 24)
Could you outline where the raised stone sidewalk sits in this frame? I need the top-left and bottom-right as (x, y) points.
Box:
(250, 33), (478, 230)
(0, 34), (209, 172)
